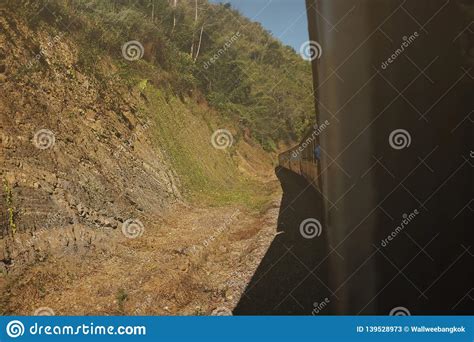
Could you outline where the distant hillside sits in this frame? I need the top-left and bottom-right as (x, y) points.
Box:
(9, 0), (315, 150)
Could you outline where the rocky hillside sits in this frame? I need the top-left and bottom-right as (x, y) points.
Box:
(0, 0), (311, 314)
(0, 3), (261, 254)
(0, 6), (183, 265)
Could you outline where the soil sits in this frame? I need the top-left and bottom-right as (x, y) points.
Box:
(1, 183), (281, 315)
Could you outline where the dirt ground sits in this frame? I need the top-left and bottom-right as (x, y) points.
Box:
(0, 180), (281, 316)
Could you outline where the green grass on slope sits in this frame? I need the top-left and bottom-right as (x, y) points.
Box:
(143, 86), (272, 210)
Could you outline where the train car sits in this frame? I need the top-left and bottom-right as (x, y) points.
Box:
(278, 126), (321, 189)
(279, 0), (472, 315)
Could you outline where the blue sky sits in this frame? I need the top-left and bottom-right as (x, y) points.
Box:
(209, 0), (309, 52)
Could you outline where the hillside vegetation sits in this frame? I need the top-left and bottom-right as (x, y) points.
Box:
(0, 0), (317, 247)
(4, 0), (315, 208)
(0, 0), (315, 315)
(12, 0), (315, 150)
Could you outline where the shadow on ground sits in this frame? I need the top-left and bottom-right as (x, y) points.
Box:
(234, 166), (334, 315)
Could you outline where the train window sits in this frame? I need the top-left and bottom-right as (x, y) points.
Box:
(314, 145), (321, 161)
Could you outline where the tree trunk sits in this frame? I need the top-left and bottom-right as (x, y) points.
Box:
(194, 25), (204, 62)
(171, 0), (178, 34)
(190, 0), (198, 57)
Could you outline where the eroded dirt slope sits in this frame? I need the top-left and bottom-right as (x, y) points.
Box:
(0, 8), (280, 314)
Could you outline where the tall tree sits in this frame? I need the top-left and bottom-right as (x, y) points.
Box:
(171, 0), (178, 34)
(194, 25), (204, 62)
(190, 0), (198, 57)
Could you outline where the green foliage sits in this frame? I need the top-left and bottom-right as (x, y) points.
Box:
(138, 79), (148, 92)
(143, 86), (270, 209)
(116, 288), (128, 313)
(17, 0), (315, 149)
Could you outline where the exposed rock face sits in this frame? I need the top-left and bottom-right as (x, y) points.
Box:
(0, 10), (181, 267)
